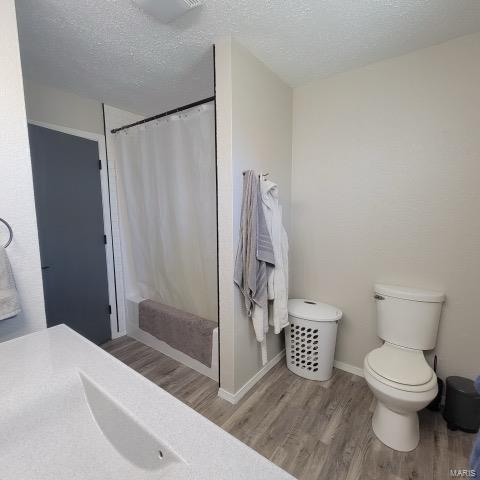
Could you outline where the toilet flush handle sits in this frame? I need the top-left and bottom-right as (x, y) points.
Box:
(374, 294), (385, 300)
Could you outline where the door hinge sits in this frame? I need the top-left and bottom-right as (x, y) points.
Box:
(103, 234), (107, 245)
(108, 305), (112, 315)
(98, 159), (102, 170)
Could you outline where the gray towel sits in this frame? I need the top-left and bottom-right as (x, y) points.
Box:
(234, 170), (275, 317)
(0, 246), (21, 321)
(139, 300), (216, 367)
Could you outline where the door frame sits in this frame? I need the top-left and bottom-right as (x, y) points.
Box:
(28, 120), (119, 339)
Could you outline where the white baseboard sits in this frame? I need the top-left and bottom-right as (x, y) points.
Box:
(111, 329), (126, 339)
(129, 323), (219, 381)
(217, 387), (237, 404)
(218, 349), (286, 405)
(334, 360), (364, 378)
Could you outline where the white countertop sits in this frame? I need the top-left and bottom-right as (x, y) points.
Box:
(0, 325), (294, 479)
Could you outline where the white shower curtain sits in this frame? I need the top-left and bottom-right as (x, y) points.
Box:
(113, 103), (217, 322)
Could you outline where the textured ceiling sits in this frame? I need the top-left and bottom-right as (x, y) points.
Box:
(15, 0), (480, 115)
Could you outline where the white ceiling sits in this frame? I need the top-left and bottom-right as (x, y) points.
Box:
(15, 0), (480, 115)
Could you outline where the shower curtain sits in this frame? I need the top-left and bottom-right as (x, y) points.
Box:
(113, 103), (217, 322)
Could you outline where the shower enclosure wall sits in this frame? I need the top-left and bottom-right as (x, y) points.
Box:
(111, 101), (218, 380)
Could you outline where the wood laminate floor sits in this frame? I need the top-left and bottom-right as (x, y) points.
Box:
(102, 336), (475, 480)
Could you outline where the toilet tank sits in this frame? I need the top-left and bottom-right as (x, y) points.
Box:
(374, 284), (445, 350)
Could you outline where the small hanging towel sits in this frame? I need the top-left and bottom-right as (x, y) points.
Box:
(0, 246), (21, 321)
(260, 179), (289, 334)
(234, 170), (275, 365)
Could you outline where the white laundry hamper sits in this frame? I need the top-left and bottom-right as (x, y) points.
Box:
(286, 299), (342, 381)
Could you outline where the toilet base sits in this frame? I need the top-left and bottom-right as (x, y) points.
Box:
(372, 401), (419, 452)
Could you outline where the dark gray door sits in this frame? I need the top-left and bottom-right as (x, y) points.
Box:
(29, 124), (111, 345)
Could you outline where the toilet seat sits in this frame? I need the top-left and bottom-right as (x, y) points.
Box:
(365, 343), (436, 393)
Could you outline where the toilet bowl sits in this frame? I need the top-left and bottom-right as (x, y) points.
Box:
(364, 343), (438, 451)
(365, 284), (445, 452)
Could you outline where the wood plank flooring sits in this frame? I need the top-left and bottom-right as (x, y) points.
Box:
(102, 336), (475, 480)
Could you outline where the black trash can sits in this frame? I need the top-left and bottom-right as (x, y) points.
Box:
(443, 376), (480, 433)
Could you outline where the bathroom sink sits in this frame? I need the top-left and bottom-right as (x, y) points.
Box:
(0, 325), (293, 479)
(80, 372), (184, 472)
(0, 370), (188, 479)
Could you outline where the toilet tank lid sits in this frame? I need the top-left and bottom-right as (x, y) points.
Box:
(374, 284), (445, 303)
(288, 299), (342, 322)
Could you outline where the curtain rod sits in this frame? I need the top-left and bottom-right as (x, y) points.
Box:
(110, 96), (215, 134)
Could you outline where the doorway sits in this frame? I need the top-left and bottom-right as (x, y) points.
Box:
(28, 122), (117, 344)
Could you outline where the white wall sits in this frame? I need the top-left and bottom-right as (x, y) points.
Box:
(0, 0), (46, 341)
(23, 79), (104, 135)
(103, 105), (145, 336)
(216, 38), (293, 395)
(291, 32), (480, 381)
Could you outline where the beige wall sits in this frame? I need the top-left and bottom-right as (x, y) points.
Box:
(23, 79), (104, 135)
(231, 41), (293, 390)
(216, 37), (293, 395)
(20, 83), (140, 337)
(0, 0), (46, 341)
(291, 32), (480, 381)
(215, 37), (236, 394)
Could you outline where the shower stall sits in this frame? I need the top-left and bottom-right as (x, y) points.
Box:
(111, 99), (218, 379)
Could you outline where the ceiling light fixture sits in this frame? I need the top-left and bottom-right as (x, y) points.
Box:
(132, 0), (204, 23)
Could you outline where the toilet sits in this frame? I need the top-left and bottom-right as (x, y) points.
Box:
(364, 284), (445, 452)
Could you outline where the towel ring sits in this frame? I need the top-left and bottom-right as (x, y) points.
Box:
(0, 218), (13, 248)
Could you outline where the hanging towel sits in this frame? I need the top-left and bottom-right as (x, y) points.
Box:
(0, 246), (21, 321)
(261, 179), (289, 334)
(234, 170), (275, 365)
(139, 299), (216, 367)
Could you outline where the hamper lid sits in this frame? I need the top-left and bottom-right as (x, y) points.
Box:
(288, 299), (342, 322)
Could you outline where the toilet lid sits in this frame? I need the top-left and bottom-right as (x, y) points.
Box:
(367, 343), (433, 386)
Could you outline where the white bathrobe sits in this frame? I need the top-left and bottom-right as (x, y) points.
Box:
(260, 180), (289, 333)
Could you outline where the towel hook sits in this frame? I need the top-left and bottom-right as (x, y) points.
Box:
(0, 218), (13, 248)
